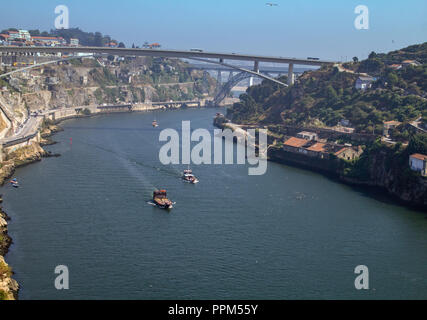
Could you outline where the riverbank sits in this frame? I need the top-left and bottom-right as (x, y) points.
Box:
(268, 146), (427, 212)
(0, 207), (18, 300)
(213, 116), (427, 211)
(0, 141), (48, 300)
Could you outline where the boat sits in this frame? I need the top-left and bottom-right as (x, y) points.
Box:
(182, 167), (199, 184)
(152, 120), (158, 127)
(152, 190), (173, 209)
(10, 178), (19, 188)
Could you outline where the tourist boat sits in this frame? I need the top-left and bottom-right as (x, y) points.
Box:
(182, 168), (199, 184)
(152, 190), (173, 209)
(152, 120), (158, 127)
(10, 178), (19, 188)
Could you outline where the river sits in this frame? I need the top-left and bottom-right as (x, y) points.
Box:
(2, 107), (427, 299)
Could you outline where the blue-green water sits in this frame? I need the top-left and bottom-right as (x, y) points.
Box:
(2, 108), (427, 299)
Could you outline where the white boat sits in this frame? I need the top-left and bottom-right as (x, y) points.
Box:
(182, 168), (199, 184)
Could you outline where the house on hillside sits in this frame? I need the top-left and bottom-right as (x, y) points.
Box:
(306, 142), (327, 158)
(383, 120), (402, 137)
(409, 154), (427, 176)
(339, 119), (351, 127)
(334, 146), (363, 161)
(402, 60), (421, 67)
(355, 76), (375, 90)
(32, 36), (66, 46)
(388, 64), (402, 70)
(70, 38), (79, 46)
(297, 131), (318, 141)
(283, 137), (310, 154)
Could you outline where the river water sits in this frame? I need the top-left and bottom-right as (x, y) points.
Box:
(2, 107), (427, 299)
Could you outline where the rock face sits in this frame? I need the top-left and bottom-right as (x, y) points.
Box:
(5, 142), (47, 167)
(0, 210), (17, 300)
(268, 146), (427, 209)
(0, 256), (18, 300)
(360, 149), (427, 207)
(0, 58), (216, 138)
(0, 142), (48, 185)
(0, 211), (12, 257)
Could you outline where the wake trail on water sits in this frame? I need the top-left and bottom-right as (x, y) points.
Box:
(70, 137), (182, 195)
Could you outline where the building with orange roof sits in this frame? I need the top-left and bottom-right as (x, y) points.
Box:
(388, 64), (402, 70)
(284, 137), (309, 148)
(306, 142), (326, 152)
(32, 36), (66, 46)
(383, 120), (402, 137)
(283, 137), (310, 154)
(402, 60), (421, 67)
(306, 142), (328, 158)
(335, 146), (363, 161)
(409, 154), (427, 176)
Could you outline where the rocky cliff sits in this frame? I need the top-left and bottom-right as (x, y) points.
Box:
(0, 210), (18, 300)
(0, 56), (216, 138)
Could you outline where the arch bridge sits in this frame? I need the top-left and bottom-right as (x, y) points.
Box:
(0, 46), (334, 105)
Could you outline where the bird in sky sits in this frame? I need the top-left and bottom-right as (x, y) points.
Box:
(266, 3), (278, 6)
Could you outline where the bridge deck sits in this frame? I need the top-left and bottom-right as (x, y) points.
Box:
(0, 46), (334, 66)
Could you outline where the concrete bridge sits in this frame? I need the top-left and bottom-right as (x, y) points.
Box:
(0, 46), (334, 106)
(0, 46), (333, 85)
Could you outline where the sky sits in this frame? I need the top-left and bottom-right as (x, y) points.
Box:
(1, 0), (426, 61)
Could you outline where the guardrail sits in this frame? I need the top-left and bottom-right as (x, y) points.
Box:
(2, 131), (38, 148)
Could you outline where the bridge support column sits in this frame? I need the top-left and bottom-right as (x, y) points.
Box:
(216, 71), (222, 84)
(288, 63), (294, 85)
(227, 71), (234, 82)
(254, 60), (259, 73)
(249, 77), (254, 86)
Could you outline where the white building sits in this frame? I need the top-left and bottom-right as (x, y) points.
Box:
(18, 29), (31, 41)
(340, 119), (350, 127)
(70, 38), (79, 46)
(355, 76), (375, 90)
(409, 154), (427, 176)
(297, 131), (318, 141)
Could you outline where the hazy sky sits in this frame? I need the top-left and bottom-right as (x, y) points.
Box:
(1, 0), (426, 61)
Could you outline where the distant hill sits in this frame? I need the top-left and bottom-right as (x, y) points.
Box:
(0, 27), (125, 47)
(50, 28), (123, 47)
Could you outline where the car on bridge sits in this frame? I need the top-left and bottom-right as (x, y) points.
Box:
(190, 48), (203, 52)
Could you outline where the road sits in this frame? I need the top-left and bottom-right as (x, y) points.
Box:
(0, 46), (334, 66)
(0, 115), (41, 146)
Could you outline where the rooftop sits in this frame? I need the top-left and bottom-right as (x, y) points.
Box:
(410, 153), (427, 161)
(32, 36), (64, 40)
(306, 142), (326, 152)
(358, 75), (375, 81)
(283, 137), (309, 148)
(335, 147), (354, 156)
(297, 131), (317, 136)
(384, 120), (402, 125)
